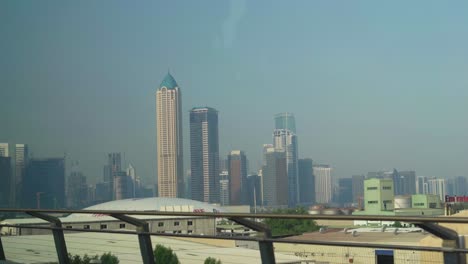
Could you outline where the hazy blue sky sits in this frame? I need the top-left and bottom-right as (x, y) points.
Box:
(1, 1), (468, 184)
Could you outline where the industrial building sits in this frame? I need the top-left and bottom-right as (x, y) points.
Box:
(1, 197), (225, 236)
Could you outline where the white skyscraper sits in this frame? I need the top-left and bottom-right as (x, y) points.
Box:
(313, 165), (332, 204)
(156, 73), (184, 198)
(427, 178), (446, 201)
(0, 143), (9, 157)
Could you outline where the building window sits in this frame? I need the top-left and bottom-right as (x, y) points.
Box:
(119, 224), (126, 229)
(65, 226), (72, 229)
(367, 201), (378, 204)
(84, 225), (90, 230)
(100, 224), (107, 230)
(158, 222), (164, 227)
(366, 187), (378, 190)
(414, 202), (425, 206)
(188, 230), (193, 234)
(173, 230), (178, 234)
(382, 186), (391, 190)
(429, 202), (437, 208)
(174, 221), (180, 226)
(187, 221), (193, 226)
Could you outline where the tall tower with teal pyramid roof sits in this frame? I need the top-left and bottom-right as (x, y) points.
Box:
(156, 73), (184, 198)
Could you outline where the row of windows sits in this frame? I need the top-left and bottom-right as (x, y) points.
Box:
(414, 202), (425, 206)
(366, 186), (392, 190)
(66, 220), (195, 230)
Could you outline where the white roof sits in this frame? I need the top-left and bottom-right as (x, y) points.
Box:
(2, 197), (226, 225)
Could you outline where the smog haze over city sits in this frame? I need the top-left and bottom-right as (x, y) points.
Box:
(2, 0), (468, 185)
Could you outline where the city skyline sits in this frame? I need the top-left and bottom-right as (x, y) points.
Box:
(2, 1), (468, 185)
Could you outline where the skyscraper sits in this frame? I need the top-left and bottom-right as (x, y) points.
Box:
(352, 175), (365, 204)
(393, 170), (416, 195)
(0, 156), (11, 207)
(427, 178), (446, 201)
(219, 170), (229, 206)
(416, 176), (428, 194)
(22, 158), (65, 209)
(156, 73), (184, 198)
(0, 143), (9, 157)
(107, 152), (122, 200)
(273, 129), (299, 207)
(275, 112), (296, 133)
(338, 178), (353, 206)
(67, 171), (88, 209)
(227, 150), (248, 205)
(190, 107), (220, 203)
(261, 147), (288, 207)
(298, 158), (314, 205)
(15, 144), (28, 207)
(313, 165), (332, 204)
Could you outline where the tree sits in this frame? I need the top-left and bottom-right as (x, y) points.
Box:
(264, 207), (320, 237)
(100, 252), (119, 264)
(154, 244), (179, 264)
(68, 252), (119, 264)
(204, 257), (222, 264)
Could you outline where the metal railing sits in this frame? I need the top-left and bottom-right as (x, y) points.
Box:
(1, 208), (468, 264)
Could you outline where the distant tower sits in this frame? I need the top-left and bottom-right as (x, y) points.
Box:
(261, 147), (288, 207)
(23, 158), (65, 209)
(0, 156), (12, 207)
(352, 175), (365, 204)
(190, 107), (220, 203)
(156, 73), (184, 198)
(275, 112), (296, 133)
(227, 150), (248, 205)
(273, 128), (298, 207)
(298, 158), (314, 205)
(313, 165), (332, 204)
(0, 143), (9, 157)
(15, 144), (28, 207)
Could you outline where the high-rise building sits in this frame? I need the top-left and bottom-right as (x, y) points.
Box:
(190, 107), (220, 203)
(452, 176), (467, 196)
(416, 176), (428, 194)
(298, 158), (314, 205)
(227, 150), (248, 205)
(352, 175), (365, 205)
(67, 171), (88, 209)
(22, 158), (65, 209)
(0, 156), (12, 207)
(261, 147), (288, 207)
(0, 143), (9, 157)
(393, 170), (416, 195)
(15, 144), (28, 207)
(313, 165), (332, 204)
(127, 164), (140, 197)
(219, 171), (229, 206)
(427, 178), (446, 201)
(273, 129), (299, 207)
(106, 153), (122, 200)
(338, 178), (353, 206)
(156, 73), (184, 198)
(114, 171), (134, 200)
(246, 174), (261, 209)
(275, 112), (296, 133)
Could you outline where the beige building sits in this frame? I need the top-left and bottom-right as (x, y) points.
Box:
(156, 73), (184, 198)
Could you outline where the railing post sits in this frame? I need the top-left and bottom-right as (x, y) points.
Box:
(0, 235), (6, 260)
(415, 222), (466, 264)
(110, 214), (155, 264)
(26, 212), (69, 264)
(229, 217), (276, 264)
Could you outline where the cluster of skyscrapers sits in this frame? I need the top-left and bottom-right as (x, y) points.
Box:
(3, 72), (467, 211)
(155, 73), (329, 208)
